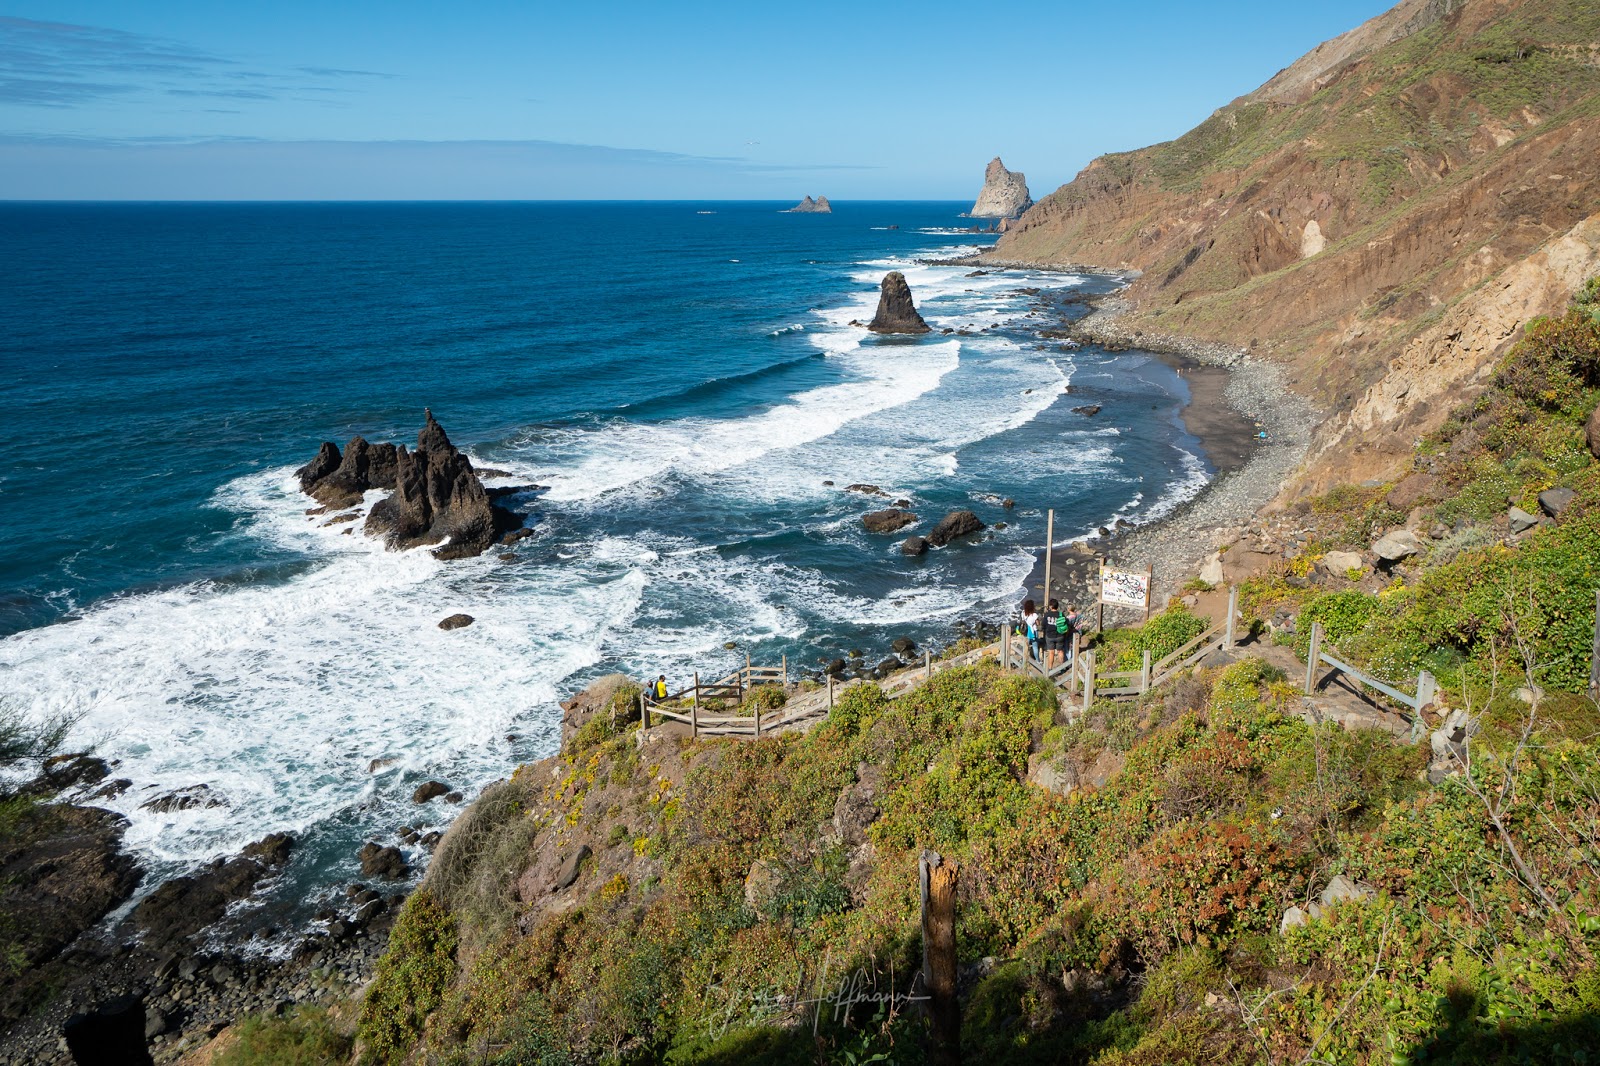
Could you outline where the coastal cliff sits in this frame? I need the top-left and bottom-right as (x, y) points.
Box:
(967, 156), (1033, 218)
(990, 0), (1600, 494)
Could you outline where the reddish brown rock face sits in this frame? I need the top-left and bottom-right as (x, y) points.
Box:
(867, 271), (930, 334)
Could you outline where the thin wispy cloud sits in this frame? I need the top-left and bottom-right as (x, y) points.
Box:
(0, 16), (396, 108)
(296, 65), (395, 79)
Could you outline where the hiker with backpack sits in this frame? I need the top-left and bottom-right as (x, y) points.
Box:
(1019, 599), (1041, 662)
(1043, 598), (1068, 669)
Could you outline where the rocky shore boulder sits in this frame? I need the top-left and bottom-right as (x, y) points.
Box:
(782, 195), (832, 213)
(132, 833), (295, 948)
(862, 508), (916, 534)
(867, 272), (931, 334)
(0, 804), (141, 982)
(968, 157), (1033, 219)
(900, 535), (928, 556)
(928, 510), (985, 547)
(1587, 402), (1600, 459)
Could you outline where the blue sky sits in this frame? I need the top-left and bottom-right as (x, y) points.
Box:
(0, 1), (1394, 200)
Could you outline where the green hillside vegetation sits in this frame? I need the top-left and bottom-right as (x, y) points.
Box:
(1242, 277), (1600, 702)
(1059, 0), (1600, 212)
(255, 286), (1600, 1064)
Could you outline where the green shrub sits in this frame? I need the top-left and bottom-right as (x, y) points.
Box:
(1127, 608), (1209, 665)
(214, 1007), (351, 1066)
(358, 890), (458, 1063)
(739, 684), (787, 713)
(1296, 590), (1380, 651)
(821, 681), (889, 739)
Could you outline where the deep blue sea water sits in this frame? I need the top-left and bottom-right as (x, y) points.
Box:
(0, 201), (1208, 928)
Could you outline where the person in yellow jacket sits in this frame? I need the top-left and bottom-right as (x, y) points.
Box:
(649, 674), (668, 704)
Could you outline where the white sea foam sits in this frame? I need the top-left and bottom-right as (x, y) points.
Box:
(0, 472), (644, 873)
(527, 342), (961, 502)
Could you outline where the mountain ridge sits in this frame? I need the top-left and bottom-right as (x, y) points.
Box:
(990, 0), (1600, 494)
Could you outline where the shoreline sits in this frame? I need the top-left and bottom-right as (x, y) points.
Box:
(1002, 279), (1318, 621)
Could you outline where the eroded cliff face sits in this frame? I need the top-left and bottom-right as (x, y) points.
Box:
(991, 0), (1600, 495)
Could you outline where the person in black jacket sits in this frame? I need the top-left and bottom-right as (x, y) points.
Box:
(1043, 598), (1067, 669)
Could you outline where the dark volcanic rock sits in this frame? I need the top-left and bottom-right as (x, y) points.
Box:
(304, 436), (399, 507)
(900, 535), (928, 556)
(296, 442), (341, 494)
(132, 833), (294, 948)
(438, 613), (475, 631)
(928, 510), (986, 547)
(363, 410), (507, 558)
(358, 842), (410, 881)
(36, 752), (109, 793)
(299, 411), (518, 560)
(1071, 404), (1102, 416)
(412, 780), (449, 804)
(867, 271), (931, 335)
(0, 804), (140, 984)
(862, 508), (917, 534)
(139, 783), (225, 813)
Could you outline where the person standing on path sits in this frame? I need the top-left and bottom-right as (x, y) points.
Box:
(1043, 598), (1066, 670)
(1020, 599), (1041, 662)
(1063, 605), (1081, 665)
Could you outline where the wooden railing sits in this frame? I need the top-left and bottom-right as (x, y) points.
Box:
(641, 655), (793, 738)
(1304, 621), (1435, 737)
(635, 586), (1253, 738)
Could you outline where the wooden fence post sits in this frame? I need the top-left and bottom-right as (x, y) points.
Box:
(781, 654), (787, 687)
(1096, 558), (1106, 633)
(1000, 614), (1009, 671)
(1304, 622), (1322, 695)
(640, 691), (649, 730)
(919, 850), (960, 1066)
(1590, 589), (1600, 696)
(1141, 649), (1152, 693)
(692, 669), (699, 722)
(1082, 649), (1095, 712)
(827, 673), (834, 711)
(690, 691), (699, 739)
(1044, 508), (1054, 607)
(925, 649), (932, 681)
(1225, 585), (1239, 649)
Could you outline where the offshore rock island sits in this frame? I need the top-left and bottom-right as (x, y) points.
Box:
(966, 156), (1033, 218)
(867, 270), (931, 334)
(298, 410), (527, 559)
(781, 195), (832, 213)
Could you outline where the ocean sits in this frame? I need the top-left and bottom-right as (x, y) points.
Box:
(0, 201), (1209, 930)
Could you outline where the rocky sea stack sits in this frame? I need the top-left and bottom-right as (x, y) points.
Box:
(781, 195), (832, 213)
(297, 410), (524, 559)
(867, 271), (931, 334)
(968, 156), (1033, 219)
